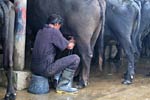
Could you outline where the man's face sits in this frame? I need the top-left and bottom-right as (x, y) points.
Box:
(54, 23), (61, 30)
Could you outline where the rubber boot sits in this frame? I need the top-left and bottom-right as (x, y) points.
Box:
(56, 68), (78, 94)
(53, 72), (62, 89)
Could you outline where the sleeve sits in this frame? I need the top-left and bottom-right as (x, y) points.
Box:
(52, 29), (69, 51)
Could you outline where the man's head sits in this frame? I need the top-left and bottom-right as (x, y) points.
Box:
(47, 14), (63, 29)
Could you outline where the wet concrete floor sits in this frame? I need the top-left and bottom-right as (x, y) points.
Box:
(0, 58), (150, 100)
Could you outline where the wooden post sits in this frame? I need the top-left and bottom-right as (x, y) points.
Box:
(14, 0), (27, 70)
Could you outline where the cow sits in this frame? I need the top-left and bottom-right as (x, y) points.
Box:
(0, 0), (16, 100)
(136, 0), (150, 77)
(27, 0), (106, 88)
(136, 0), (150, 54)
(97, 0), (141, 85)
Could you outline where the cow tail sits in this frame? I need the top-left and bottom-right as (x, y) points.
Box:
(97, 0), (106, 71)
(131, 0), (141, 57)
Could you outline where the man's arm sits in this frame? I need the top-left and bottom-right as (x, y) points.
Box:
(52, 30), (75, 51)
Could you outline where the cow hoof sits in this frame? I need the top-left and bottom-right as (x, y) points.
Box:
(75, 84), (85, 89)
(75, 81), (88, 89)
(4, 93), (16, 100)
(122, 80), (132, 85)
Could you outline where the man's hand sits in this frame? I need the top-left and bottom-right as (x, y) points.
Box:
(67, 36), (75, 50)
(67, 42), (75, 50)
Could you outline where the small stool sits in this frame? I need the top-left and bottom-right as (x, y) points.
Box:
(28, 74), (50, 94)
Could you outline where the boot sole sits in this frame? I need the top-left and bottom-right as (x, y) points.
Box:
(56, 90), (78, 94)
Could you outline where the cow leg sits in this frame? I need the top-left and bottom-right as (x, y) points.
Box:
(113, 43), (122, 62)
(76, 22), (102, 88)
(111, 43), (122, 73)
(3, 43), (16, 100)
(3, 33), (16, 100)
(79, 53), (92, 88)
(75, 37), (93, 89)
(4, 1), (16, 99)
(118, 36), (135, 85)
(4, 68), (16, 100)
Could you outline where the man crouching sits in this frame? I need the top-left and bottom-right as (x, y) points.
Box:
(30, 14), (80, 94)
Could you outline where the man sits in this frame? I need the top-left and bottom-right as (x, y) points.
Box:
(30, 14), (80, 94)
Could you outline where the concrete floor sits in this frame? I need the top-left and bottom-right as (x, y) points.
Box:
(0, 58), (150, 100)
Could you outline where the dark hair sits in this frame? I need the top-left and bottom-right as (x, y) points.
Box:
(47, 14), (63, 25)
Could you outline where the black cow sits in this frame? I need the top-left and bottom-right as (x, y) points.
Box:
(27, 0), (106, 88)
(133, 0), (150, 77)
(98, 0), (141, 84)
(0, 0), (16, 100)
(136, 0), (150, 53)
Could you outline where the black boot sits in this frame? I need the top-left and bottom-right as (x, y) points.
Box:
(56, 68), (78, 94)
